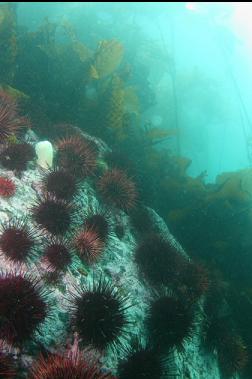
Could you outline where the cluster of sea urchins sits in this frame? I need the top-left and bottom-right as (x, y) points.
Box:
(134, 233), (209, 303)
(0, 91), (35, 174)
(0, 96), (222, 378)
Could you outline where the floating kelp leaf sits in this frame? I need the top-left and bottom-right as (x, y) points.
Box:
(61, 19), (76, 38)
(0, 9), (5, 27)
(240, 169), (252, 197)
(208, 169), (252, 204)
(0, 3), (17, 83)
(105, 75), (124, 133)
(124, 86), (140, 115)
(90, 39), (124, 79)
(72, 41), (92, 62)
(61, 19), (93, 62)
(170, 156), (192, 177)
(145, 127), (178, 141)
(90, 64), (99, 80)
(0, 3), (14, 30)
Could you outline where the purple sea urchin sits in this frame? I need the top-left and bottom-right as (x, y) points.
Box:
(147, 294), (195, 352)
(118, 338), (175, 379)
(0, 143), (35, 172)
(135, 233), (187, 287)
(43, 237), (72, 272)
(42, 167), (79, 201)
(0, 271), (48, 346)
(0, 218), (39, 263)
(218, 334), (248, 376)
(70, 275), (131, 351)
(32, 195), (73, 235)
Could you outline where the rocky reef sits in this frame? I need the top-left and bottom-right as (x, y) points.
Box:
(0, 127), (227, 379)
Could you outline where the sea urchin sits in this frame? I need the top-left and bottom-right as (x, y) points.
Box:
(0, 218), (39, 263)
(146, 294), (195, 352)
(42, 167), (79, 201)
(0, 177), (15, 198)
(0, 271), (48, 346)
(43, 238), (72, 272)
(118, 338), (175, 379)
(0, 351), (16, 379)
(74, 228), (104, 265)
(0, 90), (28, 142)
(83, 207), (112, 243)
(97, 169), (137, 212)
(32, 195), (73, 235)
(0, 142), (35, 172)
(56, 136), (97, 178)
(70, 275), (131, 351)
(135, 233), (187, 287)
(29, 353), (116, 379)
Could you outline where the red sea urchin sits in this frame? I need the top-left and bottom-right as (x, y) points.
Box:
(0, 177), (15, 198)
(74, 228), (104, 264)
(29, 353), (116, 379)
(97, 169), (137, 212)
(0, 271), (48, 346)
(83, 207), (112, 243)
(0, 91), (28, 142)
(32, 195), (73, 235)
(56, 136), (97, 178)
(0, 218), (39, 263)
(70, 275), (131, 351)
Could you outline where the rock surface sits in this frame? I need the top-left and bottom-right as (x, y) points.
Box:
(0, 135), (230, 378)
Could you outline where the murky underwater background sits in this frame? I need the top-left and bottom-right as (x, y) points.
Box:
(1, 2), (252, 378)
